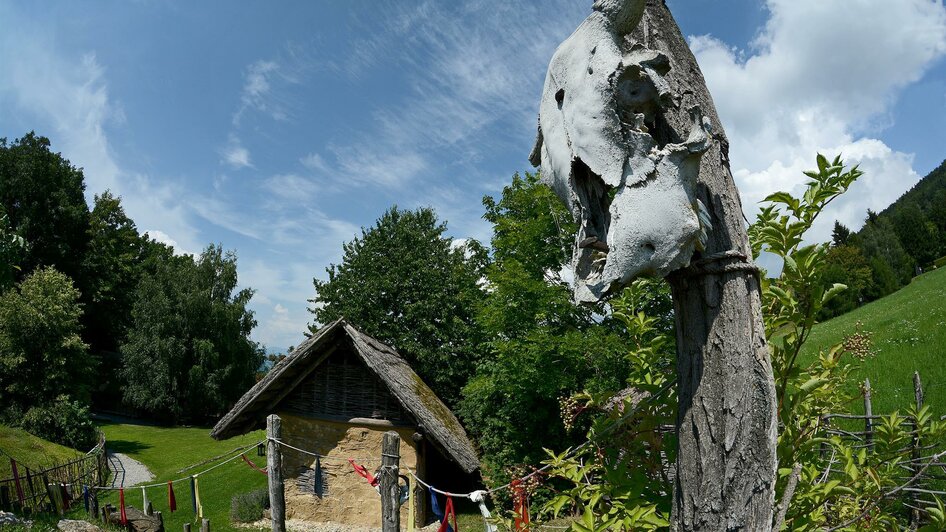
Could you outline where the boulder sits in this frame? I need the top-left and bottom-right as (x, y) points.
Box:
(58, 519), (104, 532)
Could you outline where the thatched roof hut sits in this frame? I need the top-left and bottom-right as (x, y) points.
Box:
(211, 319), (479, 527)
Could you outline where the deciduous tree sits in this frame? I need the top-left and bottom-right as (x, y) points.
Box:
(309, 206), (487, 406)
(121, 244), (263, 422)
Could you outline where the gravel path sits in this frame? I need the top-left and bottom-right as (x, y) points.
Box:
(107, 451), (155, 488)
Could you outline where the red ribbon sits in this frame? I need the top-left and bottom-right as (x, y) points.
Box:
(241, 454), (268, 475)
(167, 481), (177, 513)
(119, 488), (128, 525)
(10, 459), (24, 504)
(437, 496), (458, 532)
(512, 479), (529, 531)
(349, 459), (379, 487)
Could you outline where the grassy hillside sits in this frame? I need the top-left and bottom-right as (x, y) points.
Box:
(97, 422), (268, 531)
(802, 266), (946, 416)
(0, 425), (82, 478)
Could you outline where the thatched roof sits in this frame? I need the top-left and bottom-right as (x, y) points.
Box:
(210, 319), (480, 473)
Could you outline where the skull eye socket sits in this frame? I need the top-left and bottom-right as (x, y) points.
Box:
(555, 89), (565, 109)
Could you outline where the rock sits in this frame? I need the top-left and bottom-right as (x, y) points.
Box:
(104, 506), (163, 532)
(0, 511), (31, 527)
(58, 519), (104, 532)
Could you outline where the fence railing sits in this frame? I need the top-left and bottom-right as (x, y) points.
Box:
(819, 372), (944, 528)
(0, 431), (108, 514)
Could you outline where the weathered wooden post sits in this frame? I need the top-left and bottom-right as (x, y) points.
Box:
(183, 522), (191, 532)
(910, 372), (924, 528)
(380, 431), (401, 532)
(200, 517), (210, 532)
(267, 414), (286, 532)
(0, 485), (10, 512)
(532, 1), (777, 528)
(864, 379), (874, 451)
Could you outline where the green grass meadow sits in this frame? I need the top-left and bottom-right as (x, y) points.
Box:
(96, 422), (267, 532)
(801, 266), (946, 417)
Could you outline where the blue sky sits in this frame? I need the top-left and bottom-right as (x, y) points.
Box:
(1, 1), (944, 351)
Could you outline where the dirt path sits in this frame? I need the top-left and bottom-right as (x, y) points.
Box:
(107, 451), (155, 487)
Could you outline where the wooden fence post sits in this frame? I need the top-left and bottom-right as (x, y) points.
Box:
(183, 522), (191, 532)
(864, 379), (874, 452)
(201, 518), (210, 532)
(910, 372), (924, 528)
(380, 431), (401, 532)
(267, 414), (286, 532)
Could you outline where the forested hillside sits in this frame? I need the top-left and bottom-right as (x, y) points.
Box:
(822, 159), (946, 318)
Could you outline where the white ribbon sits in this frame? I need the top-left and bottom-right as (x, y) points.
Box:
(469, 490), (498, 532)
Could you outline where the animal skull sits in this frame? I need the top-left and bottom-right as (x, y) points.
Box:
(531, 1), (713, 303)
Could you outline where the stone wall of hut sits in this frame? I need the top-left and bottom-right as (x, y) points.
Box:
(278, 412), (424, 527)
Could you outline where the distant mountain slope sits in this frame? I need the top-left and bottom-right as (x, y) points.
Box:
(880, 159), (946, 220)
(823, 158), (946, 318)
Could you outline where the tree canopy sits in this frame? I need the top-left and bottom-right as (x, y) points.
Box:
(0, 267), (92, 419)
(121, 244), (263, 423)
(309, 206), (487, 406)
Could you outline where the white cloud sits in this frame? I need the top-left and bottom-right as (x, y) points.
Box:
(300, 152), (329, 173)
(220, 135), (252, 169)
(0, 15), (204, 259)
(233, 60), (284, 125)
(691, 0), (946, 241)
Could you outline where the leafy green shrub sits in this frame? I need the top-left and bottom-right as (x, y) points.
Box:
(23, 395), (97, 450)
(230, 489), (269, 523)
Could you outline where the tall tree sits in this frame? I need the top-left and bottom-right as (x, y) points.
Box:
(0, 209), (26, 289)
(120, 244), (263, 423)
(831, 221), (851, 247)
(460, 172), (635, 477)
(82, 191), (145, 353)
(891, 201), (938, 266)
(0, 267), (92, 418)
(309, 206), (487, 406)
(0, 133), (90, 284)
(853, 211), (914, 296)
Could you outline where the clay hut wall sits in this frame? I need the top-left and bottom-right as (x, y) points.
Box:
(278, 413), (423, 527)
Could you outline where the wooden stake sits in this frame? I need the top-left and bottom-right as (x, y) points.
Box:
(201, 518), (210, 532)
(267, 415), (286, 532)
(380, 431), (401, 532)
(864, 379), (874, 452)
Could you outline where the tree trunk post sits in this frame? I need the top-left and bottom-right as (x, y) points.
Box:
(380, 431), (401, 532)
(910, 372), (924, 528)
(267, 415), (286, 532)
(864, 379), (874, 452)
(635, 3), (778, 529)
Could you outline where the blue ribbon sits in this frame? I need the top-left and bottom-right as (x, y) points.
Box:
(429, 488), (454, 532)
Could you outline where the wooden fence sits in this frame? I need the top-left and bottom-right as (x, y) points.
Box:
(0, 431), (108, 514)
(820, 372), (946, 527)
